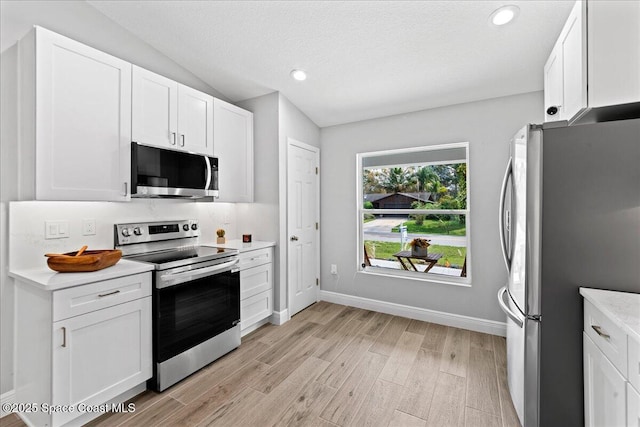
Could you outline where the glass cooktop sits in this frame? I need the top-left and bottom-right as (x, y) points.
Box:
(125, 246), (238, 269)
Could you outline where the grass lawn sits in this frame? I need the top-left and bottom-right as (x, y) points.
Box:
(365, 240), (466, 268)
(391, 219), (466, 236)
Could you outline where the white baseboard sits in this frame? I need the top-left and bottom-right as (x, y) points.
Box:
(270, 309), (289, 326)
(241, 318), (271, 337)
(320, 290), (506, 337)
(0, 389), (15, 418)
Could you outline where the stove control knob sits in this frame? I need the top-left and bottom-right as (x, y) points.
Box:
(121, 228), (131, 237)
(133, 227), (143, 236)
(191, 223), (198, 231)
(183, 224), (190, 231)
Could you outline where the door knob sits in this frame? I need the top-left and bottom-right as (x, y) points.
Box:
(290, 236), (299, 241)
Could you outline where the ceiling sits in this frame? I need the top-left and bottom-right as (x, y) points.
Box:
(88, 0), (575, 127)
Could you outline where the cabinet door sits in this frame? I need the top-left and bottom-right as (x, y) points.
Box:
(177, 85), (213, 156)
(543, 44), (564, 121)
(560, 0), (587, 121)
(584, 333), (626, 427)
(213, 99), (254, 202)
(51, 297), (152, 426)
(132, 65), (178, 150)
(587, 0), (640, 108)
(628, 383), (640, 427)
(35, 27), (131, 201)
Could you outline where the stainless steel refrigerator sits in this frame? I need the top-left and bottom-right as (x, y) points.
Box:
(497, 118), (640, 427)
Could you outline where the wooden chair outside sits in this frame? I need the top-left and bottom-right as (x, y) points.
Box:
(363, 245), (371, 267)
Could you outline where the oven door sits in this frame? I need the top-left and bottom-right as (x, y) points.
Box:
(154, 261), (240, 363)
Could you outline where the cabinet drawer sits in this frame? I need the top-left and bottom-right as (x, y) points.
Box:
(240, 289), (272, 331)
(629, 335), (640, 392)
(53, 273), (152, 321)
(584, 300), (627, 376)
(240, 263), (272, 300)
(238, 248), (272, 270)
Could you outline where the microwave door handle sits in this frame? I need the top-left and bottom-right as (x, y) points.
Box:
(204, 157), (212, 190)
(158, 259), (239, 288)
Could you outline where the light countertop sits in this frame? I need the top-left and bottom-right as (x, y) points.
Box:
(201, 239), (275, 252)
(580, 287), (640, 342)
(9, 259), (154, 291)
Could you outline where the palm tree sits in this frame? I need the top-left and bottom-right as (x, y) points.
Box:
(414, 166), (438, 193)
(379, 168), (415, 193)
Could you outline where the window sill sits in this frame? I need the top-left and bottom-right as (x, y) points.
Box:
(358, 267), (471, 288)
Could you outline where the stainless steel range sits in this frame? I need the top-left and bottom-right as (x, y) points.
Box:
(115, 219), (240, 392)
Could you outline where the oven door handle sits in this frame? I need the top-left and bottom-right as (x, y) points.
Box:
(157, 258), (239, 289)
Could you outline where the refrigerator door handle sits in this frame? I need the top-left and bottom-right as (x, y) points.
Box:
(497, 286), (523, 328)
(499, 157), (513, 271)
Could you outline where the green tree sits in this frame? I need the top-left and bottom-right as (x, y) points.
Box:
(379, 167), (416, 193)
(414, 166), (438, 193)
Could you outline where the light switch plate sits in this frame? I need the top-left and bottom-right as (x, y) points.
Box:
(45, 220), (69, 239)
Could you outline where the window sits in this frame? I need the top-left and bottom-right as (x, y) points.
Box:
(357, 143), (469, 283)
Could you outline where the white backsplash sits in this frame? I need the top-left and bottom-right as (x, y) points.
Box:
(8, 199), (237, 270)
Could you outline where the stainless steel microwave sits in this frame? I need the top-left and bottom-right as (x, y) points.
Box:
(131, 143), (219, 199)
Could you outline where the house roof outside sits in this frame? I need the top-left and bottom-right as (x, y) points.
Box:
(364, 192), (433, 204)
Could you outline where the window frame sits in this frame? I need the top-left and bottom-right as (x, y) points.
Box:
(356, 142), (471, 286)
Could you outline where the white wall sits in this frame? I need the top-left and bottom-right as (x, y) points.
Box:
(319, 91), (543, 322)
(237, 93), (282, 310)
(236, 93), (320, 314)
(0, 0), (232, 397)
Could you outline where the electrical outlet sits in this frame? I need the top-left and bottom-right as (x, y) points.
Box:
(45, 220), (69, 239)
(82, 219), (96, 236)
(330, 264), (338, 275)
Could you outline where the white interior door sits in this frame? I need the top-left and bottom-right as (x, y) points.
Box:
(287, 139), (319, 316)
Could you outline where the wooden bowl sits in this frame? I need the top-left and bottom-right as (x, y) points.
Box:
(47, 250), (122, 273)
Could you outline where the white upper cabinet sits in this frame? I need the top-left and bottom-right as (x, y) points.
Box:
(178, 85), (214, 156)
(20, 26), (132, 201)
(132, 66), (213, 156)
(544, 0), (640, 123)
(132, 65), (178, 149)
(213, 98), (254, 202)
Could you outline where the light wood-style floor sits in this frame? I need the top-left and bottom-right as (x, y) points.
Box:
(0, 302), (521, 427)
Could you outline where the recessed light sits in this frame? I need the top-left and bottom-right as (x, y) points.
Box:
(490, 5), (520, 26)
(290, 69), (307, 81)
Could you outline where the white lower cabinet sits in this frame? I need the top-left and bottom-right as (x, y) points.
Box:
(629, 383), (640, 427)
(239, 247), (273, 334)
(15, 272), (152, 427)
(582, 290), (640, 427)
(584, 333), (627, 427)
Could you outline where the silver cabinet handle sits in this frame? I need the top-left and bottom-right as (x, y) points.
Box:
(123, 182), (128, 196)
(290, 236), (299, 241)
(180, 134), (185, 147)
(98, 290), (120, 298)
(171, 132), (177, 145)
(61, 327), (67, 348)
(591, 325), (610, 340)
